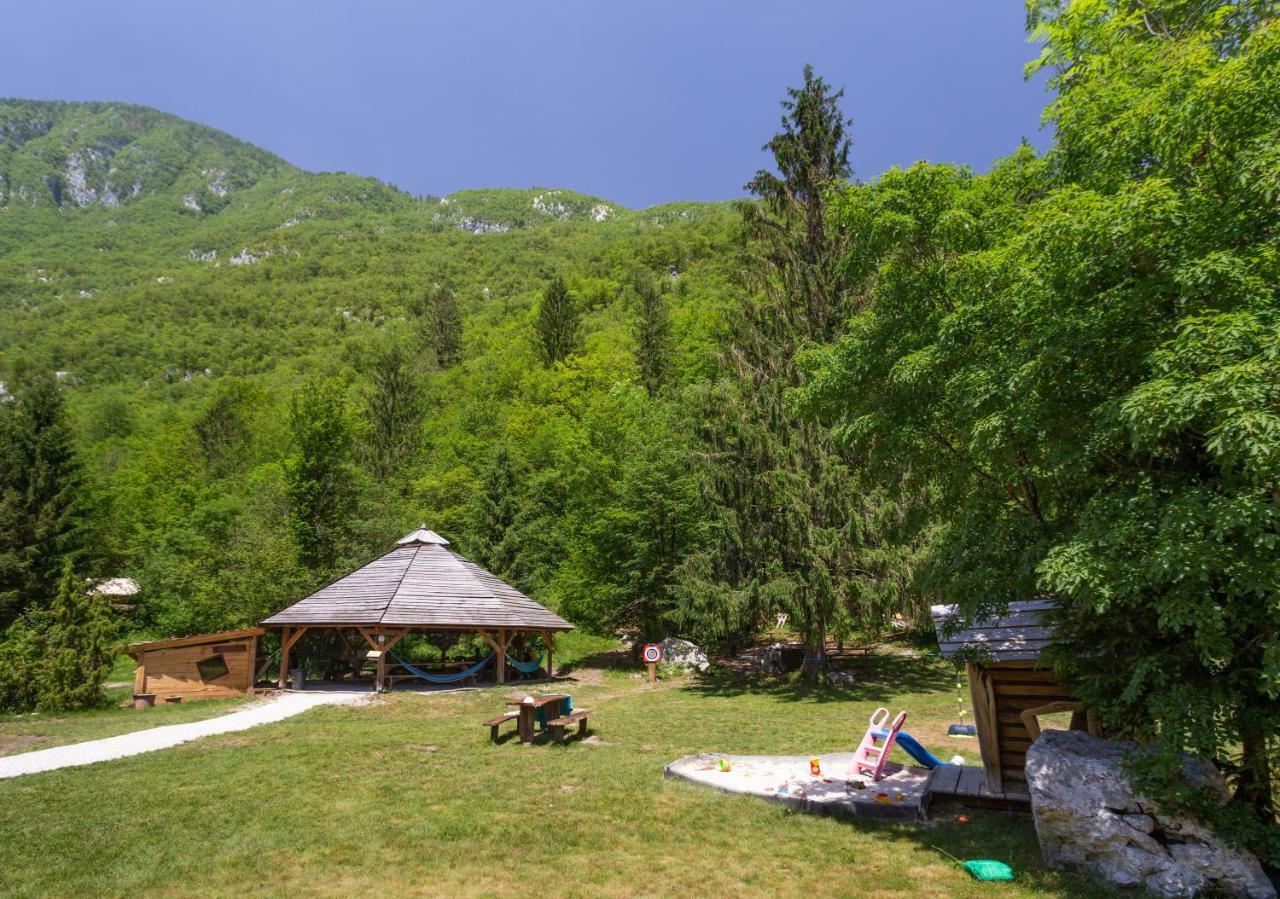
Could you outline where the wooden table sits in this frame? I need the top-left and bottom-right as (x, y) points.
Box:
(505, 694), (569, 743)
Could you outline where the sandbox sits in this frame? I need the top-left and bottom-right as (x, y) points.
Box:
(664, 751), (932, 822)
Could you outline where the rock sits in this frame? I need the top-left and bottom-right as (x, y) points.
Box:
(1025, 729), (1275, 899)
(827, 670), (857, 687)
(657, 637), (710, 673)
(758, 642), (805, 675)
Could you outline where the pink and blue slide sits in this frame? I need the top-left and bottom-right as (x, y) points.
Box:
(874, 728), (950, 768)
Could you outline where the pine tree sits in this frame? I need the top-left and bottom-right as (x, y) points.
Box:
(534, 275), (581, 367)
(0, 375), (86, 628)
(410, 283), (463, 370)
(361, 333), (425, 479)
(467, 445), (518, 578)
(285, 380), (357, 573)
(40, 559), (118, 712)
(633, 276), (672, 398)
(678, 67), (887, 680)
(430, 285), (463, 369)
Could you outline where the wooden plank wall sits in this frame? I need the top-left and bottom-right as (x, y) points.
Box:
(969, 662), (1077, 791)
(139, 636), (256, 702)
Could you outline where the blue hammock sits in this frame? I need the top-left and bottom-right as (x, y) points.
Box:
(505, 653), (545, 675)
(388, 651), (493, 685)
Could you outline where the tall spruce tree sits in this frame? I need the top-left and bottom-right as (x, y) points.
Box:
(677, 67), (892, 678)
(534, 275), (581, 367)
(411, 283), (463, 370)
(285, 380), (357, 573)
(633, 276), (672, 398)
(40, 559), (118, 712)
(360, 333), (425, 479)
(0, 375), (86, 627)
(467, 445), (518, 578)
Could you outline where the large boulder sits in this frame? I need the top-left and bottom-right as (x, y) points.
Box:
(658, 637), (710, 673)
(1025, 729), (1274, 898)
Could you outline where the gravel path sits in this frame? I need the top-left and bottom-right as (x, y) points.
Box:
(0, 691), (368, 779)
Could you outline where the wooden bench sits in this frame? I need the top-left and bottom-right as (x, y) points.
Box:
(547, 710), (590, 744)
(483, 711), (519, 742)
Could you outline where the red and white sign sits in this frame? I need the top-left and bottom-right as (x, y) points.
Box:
(642, 644), (662, 664)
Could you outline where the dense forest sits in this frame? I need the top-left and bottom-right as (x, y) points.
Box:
(0, 0), (1276, 860)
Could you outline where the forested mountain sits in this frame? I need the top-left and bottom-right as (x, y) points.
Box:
(0, 99), (740, 640)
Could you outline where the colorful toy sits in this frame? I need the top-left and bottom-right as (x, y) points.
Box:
(874, 728), (950, 769)
(717, 757), (732, 772)
(853, 707), (907, 781)
(809, 757), (821, 776)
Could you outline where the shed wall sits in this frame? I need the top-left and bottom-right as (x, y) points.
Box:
(968, 661), (1079, 791)
(138, 636), (256, 702)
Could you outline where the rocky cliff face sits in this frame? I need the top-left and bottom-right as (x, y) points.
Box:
(0, 100), (292, 210)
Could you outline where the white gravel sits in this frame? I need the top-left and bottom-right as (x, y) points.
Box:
(0, 691), (368, 779)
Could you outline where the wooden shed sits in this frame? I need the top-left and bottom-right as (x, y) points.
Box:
(931, 599), (1098, 796)
(261, 527), (574, 691)
(128, 627), (264, 704)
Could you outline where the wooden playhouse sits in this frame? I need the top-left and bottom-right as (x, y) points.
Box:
(128, 627), (264, 705)
(931, 599), (1099, 799)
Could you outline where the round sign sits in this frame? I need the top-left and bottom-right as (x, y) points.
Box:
(642, 643), (662, 664)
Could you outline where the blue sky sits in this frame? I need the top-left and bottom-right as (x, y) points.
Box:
(3, 2), (1051, 208)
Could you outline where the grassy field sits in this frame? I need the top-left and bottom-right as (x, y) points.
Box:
(0, 651), (251, 757)
(0, 647), (1117, 898)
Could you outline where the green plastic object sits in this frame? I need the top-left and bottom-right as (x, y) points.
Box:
(962, 860), (1015, 882)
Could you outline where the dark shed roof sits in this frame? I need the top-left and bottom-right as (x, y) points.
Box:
(262, 527), (573, 631)
(930, 598), (1057, 662)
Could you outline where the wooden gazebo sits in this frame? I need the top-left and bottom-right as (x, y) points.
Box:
(262, 527), (573, 690)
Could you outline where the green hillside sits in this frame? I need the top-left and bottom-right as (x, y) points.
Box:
(0, 99), (740, 637)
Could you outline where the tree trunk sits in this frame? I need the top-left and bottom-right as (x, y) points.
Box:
(1236, 709), (1276, 823)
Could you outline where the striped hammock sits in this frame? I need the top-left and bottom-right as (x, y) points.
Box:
(389, 651), (493, 684)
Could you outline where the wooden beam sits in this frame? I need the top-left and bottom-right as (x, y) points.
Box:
(496, 629), (507, 684)
(545, 631), (555, 680)
(1019, 700), (1082, 743)
(133, 658), (147, 695)
(246, 634), (259, 694)
(278, 626), (308, 689)
(967, 663), (1004, 793)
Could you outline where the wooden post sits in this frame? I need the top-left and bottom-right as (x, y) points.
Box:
(647, 662), (656, 685)
(246, 635), (259, 694)
(375, 633), (387, 692)
(278, 627), (307, 690)
(495, 629), (507, 684)
(967, 663), (1004, 792)
(278, 627), (292, 689)
(545, 631), (555, 680)
(133, 657), (147, 695)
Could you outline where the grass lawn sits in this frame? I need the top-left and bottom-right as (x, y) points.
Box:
(0, 652), (252, 757)
(0, 647), (1117, 898)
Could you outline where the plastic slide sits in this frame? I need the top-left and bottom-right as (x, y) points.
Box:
(873, 728), (950, 769)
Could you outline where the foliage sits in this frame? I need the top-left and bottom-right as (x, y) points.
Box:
(39, 559), (120, 711)
(632, 275), (672, 397)
(534, 275), (582, 367)
(285, 380), (358, 573)
(800, 0), (1280, 853)
(678, 66), (914, 672)
(0, 375), (86, 628)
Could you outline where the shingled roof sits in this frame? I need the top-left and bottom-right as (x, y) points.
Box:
(262, 527), (573, 631)
(930, 598), (1057, 662)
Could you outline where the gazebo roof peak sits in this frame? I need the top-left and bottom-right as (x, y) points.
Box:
(397, 525), (450, 546)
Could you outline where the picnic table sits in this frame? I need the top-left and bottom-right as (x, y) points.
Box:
(506, 693), (569, 743)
